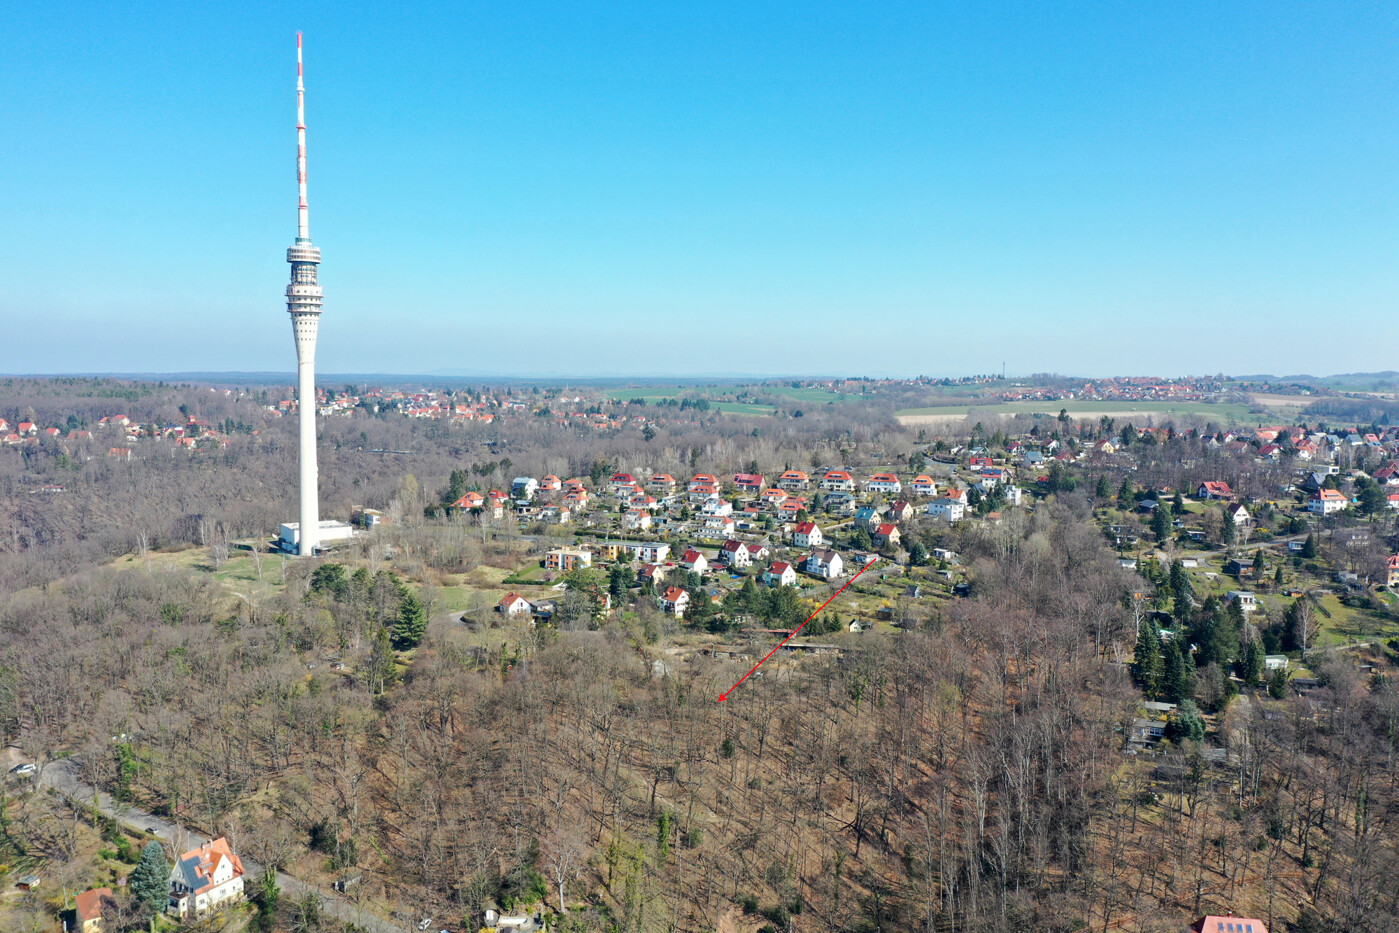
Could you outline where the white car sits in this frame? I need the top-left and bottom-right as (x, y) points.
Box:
(10, 764), (36, 775)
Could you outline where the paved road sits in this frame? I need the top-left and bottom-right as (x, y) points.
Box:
(38, 759), (423, 933)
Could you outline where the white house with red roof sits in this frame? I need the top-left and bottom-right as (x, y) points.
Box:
(1308, 488), (1349, 515)
(1197, 481), (1233, 500)
(718, 539), (752, 568)
(911, 474), (938, 497)
(819, 470), (855, 492)
(622, 510), (651, 531)
(168, 837), (245, 919)
(793, 521), (824, 548)
(452, 491), (485, 512)
(688, 473), (718, 491)
(704, 515), (737, 536)
(538, 475), (562, 492)
(804, 548), (844, 579)
(647, 473), (676, 491)
(679, 549), (709, 573)
(777, 470), (810, 490)
(764, 561), (797, 587)
(609, 472), (637, 492)
(745, 543), (770, 561)
(865, 472), (902, 494)
(497, 593), (533, 616)
(659, 586), (690, 616)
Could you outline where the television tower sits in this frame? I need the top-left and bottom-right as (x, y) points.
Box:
(286, 32), (323, 556)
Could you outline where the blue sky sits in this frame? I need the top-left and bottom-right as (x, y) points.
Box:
(1, 3), (1395, 378)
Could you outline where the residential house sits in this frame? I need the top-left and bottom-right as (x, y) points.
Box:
(1002, 486), (1024, 506)
(804, 549), (844, 580)
(910, 475), (938, 497)
(609, 472), (637, 492)
(705, 515), (737, 536)
(637, 564), (667, 586)
(872, 523), (901, 549)
(630, 542), (671, 563)
(1265, 655), (1290, 671)
(647, 473), (676, 491)
(733, 472), (765, 492)
(688, 483), (721, 504)
(793, 521), (824, 548)
(761, 487), (789, 506)
(764, 561), (797, 587)
(865, 472), (902, 494)
(544, 549), (592, 572)
(886, 500), (914, 522)
(538, 475), (562, 493)
(168, 837), (245, 919)
(511, 477), (539, 499)
(622, 510), (651, 531)
(819, 470), (855, 492)
(538, 503), (572, 524)
(927, 498), (966, 522)
(1226, 591), (1258, 613)
(562, 488), (589, 510)
(1387, 555), (1399, 587)
(1227, 503), (1251, 526)
(776, 469), (810, 491)
(943, 486), (970, 505)
(745, 543), (770, 561)
(1308, 488), (1349, 515)
(451, 491), (485, 512)
(688, 473), (719, 491)
(823, 492), (856, 515)
(75, 887), (117, 933)
(1197, 481), (1234, 500)
(969, 455), (994, 468)
(497, 593), (533, 616)
(679, 549), (709, 574)
(700, 498), (733, 517)
(854, 507), (882, 531)
(718, 539), (752, 569)
(659, 586), (690, 616)
(1093, 440), (1117, 455)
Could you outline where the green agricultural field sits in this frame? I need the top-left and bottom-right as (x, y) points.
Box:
(896, 399), (1262, 423)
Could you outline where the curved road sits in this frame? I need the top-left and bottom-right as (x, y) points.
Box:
(38, 759), (424, 933)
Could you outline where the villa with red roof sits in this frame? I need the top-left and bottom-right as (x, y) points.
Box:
(75, 887), (117, 932)
(659, 586), (690, 616)
(777, 470), (810, 490)
(865, 472), (902, 494)
(168, 837), (245, 919)
(1197, 481), (1234, 500)
(497, 593), (532, 616)
(679, 549), (709, 574)
(819, 470), (855, 492)
(793, 521), (824, 548)
(764, 561), (797, 587)
(1308, 488), (1349, 515)
(733, 472), (764, 492)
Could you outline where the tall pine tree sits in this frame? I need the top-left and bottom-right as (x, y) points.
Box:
(391, 589), (427, 650)
(1132, 616), (1163, 699)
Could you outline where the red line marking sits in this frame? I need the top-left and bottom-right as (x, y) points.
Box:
(717, 557), (876, 701)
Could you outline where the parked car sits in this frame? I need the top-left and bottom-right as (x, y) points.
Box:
(10, 763), (36, 775)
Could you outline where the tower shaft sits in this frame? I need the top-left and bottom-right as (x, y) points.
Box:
(286, 31), (323, 556)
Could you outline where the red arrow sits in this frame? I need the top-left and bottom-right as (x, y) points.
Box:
(718, 557), (877, 702)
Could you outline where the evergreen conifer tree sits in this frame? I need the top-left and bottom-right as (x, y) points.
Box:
(391, 589), (427, 650)
(129, 840), (169, 918)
